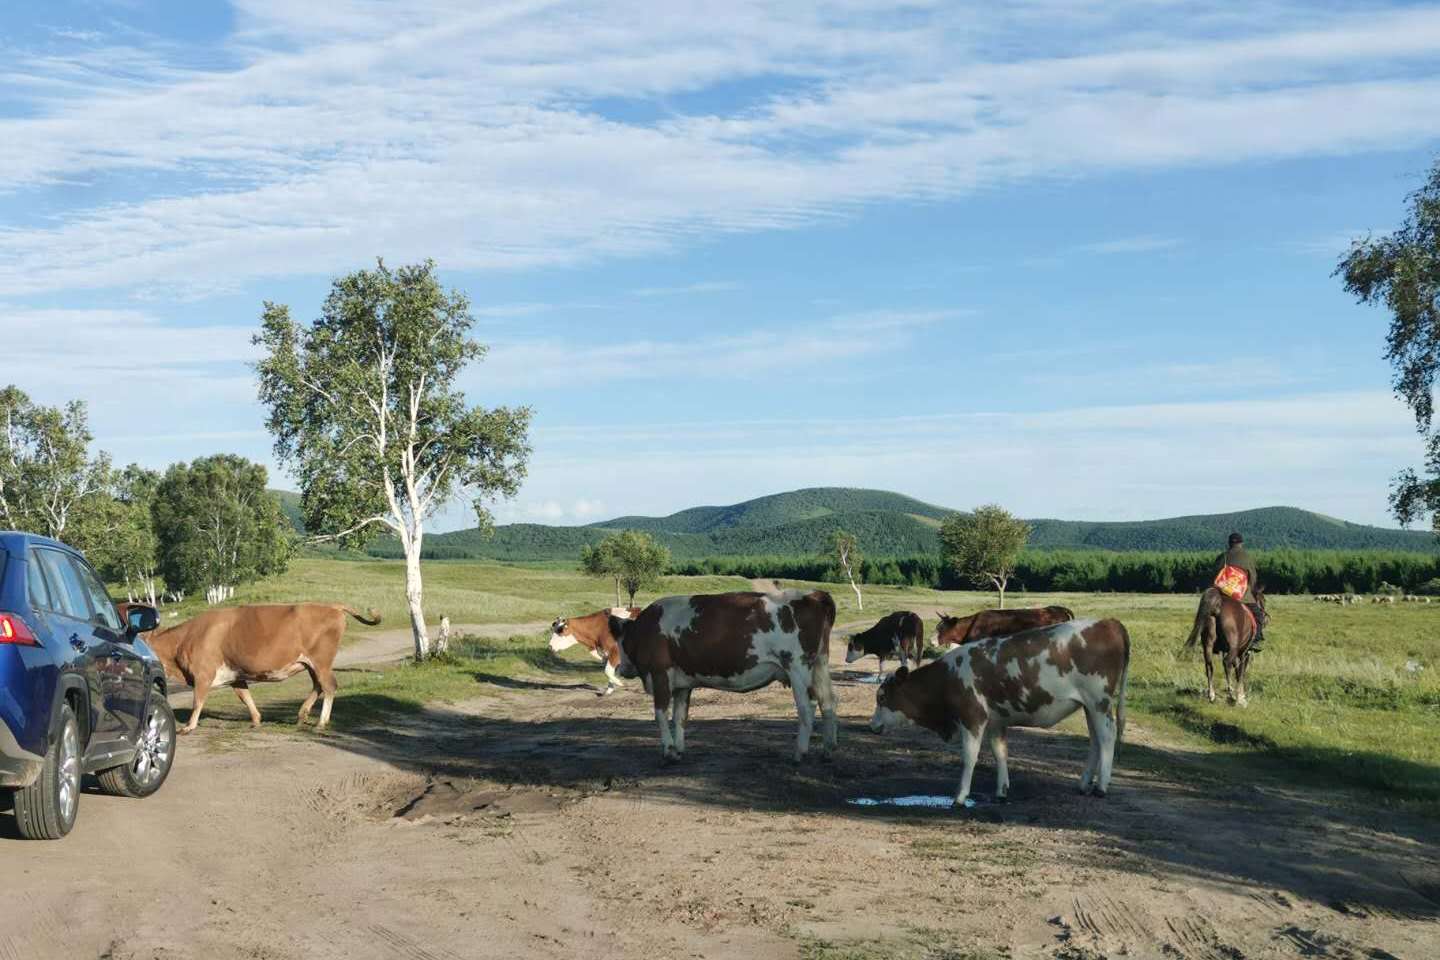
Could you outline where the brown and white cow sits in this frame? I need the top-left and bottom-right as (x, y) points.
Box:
(548, 607), (641, 695)
(935, 605), (1075, 647)
(608, 590), (838, 763)
(870, 618), (1129, 806)
(844, 610), (924, 677)
(144, 604), (381, 732)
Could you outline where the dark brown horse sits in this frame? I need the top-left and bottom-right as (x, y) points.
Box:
(1184, 585), (1267, 707)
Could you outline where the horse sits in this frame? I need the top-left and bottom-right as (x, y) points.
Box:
(1184, 585), (1267, 707)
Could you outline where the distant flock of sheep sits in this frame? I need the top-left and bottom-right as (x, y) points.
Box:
(1312, 593), (1433, 604)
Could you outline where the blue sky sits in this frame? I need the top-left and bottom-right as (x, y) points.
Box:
(4, 1), (1440, 530)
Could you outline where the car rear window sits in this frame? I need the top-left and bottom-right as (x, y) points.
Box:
(34, 549), (93, 622)
(25, 549), (53, 611)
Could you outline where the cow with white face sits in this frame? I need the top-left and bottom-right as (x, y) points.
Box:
(548, 607), (640, 695)
(870, 618), (1129, 807)
(608, 590), (838, 763)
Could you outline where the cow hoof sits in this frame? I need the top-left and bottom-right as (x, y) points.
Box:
(1092, 788), (1107, 799)
(179, 726), (195, 736)
(661, 752), (680, 766)
(996, 794), (1009, 804)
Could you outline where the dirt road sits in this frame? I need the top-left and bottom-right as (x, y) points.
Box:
(3, 639), (1437, 960)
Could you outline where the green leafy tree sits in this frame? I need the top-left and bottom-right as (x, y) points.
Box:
(939, 504), (1033, 607)
(1337, 157), (1440, 530)
(581, 530), (669, 607)
(826, 529), (864, 610)
(255, 259), (532, 660)
(0, 387), (110, 539)
(153, 455), (291, 600)
(71, 465), (162, 603)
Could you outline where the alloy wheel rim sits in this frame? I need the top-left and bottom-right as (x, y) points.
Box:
(58, 722), (80, 821)
(132, 705), (172, 787)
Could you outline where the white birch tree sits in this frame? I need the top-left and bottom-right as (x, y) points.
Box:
(829, 529), (864, 610)
(255, 259), (532, 661)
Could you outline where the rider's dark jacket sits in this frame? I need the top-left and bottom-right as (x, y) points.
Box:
(1215, 544), (1258, 605)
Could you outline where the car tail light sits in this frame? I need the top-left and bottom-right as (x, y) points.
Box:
(0, 613), (38, 645)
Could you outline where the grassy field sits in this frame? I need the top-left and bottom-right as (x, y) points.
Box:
(165, 558), (1440, 815)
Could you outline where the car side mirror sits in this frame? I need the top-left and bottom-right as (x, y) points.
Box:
(126, 605), (159, 635)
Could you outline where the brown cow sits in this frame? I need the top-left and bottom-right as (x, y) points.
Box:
(548, 607), (642, 695)
(1184, 586), (1267, 707)
(609, 590), (838, 763)
(871, 618), (1130, 806)
(935, 605), (1075, 647)
(144, 604), (380, 732)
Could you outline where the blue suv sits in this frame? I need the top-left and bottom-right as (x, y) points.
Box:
(0, 532), (175, 839)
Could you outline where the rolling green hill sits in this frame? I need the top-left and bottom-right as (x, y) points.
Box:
(348, 487), (1440, 561)
(272, 489), (305, 533)
(598, 487), (950, 534)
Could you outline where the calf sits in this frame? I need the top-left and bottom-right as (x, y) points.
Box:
(549, 607), (641, 694)
(935, 605), (1075, 647)
(869, 618), (1129, 806)
(145, 604), (380, 732)
(609, 590), (838, 763)
(844, 610), (924, 676)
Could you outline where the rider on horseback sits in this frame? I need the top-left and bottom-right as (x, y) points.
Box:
(1215, 532), (1264, 652)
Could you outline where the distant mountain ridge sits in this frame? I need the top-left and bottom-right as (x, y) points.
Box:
(349, 487), (1439, 561)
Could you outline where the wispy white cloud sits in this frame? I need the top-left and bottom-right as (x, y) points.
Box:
(1072, 235), (1183, 256)
(1, 3), (1439, 296)
(479, 307), (959, 387)
(631, 280), (740, 297)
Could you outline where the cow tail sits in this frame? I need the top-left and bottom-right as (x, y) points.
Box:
(343, 606), (383, 626)
(1115, 622), (1129, 755)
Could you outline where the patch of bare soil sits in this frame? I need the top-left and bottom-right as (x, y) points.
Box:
(3, 643), (1436, 960)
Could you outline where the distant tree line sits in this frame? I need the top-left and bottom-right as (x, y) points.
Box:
(670, 549), (1440, 595)
(1, 386), (292, 604)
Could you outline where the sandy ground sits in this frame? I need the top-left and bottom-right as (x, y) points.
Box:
(3, 629), (1437, 960)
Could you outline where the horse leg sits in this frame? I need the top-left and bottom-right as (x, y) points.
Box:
(1202, 630), (1217, 703)
(1235, 651), (1250, 708)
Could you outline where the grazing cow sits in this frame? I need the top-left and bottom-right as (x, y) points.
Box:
(935, 605), (1075, 647)
(609, 590), (838, 763)
(549, 607), (642, 694)
(870, 619), (1130, 806)
(844, 610), (924, 676)
(144, 604), (381, 732)
(1184, 586), (1266, 707)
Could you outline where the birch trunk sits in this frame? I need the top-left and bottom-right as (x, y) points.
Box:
(405, 543), (429, 662)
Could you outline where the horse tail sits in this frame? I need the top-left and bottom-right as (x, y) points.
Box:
(1184, 589), (1221, 649)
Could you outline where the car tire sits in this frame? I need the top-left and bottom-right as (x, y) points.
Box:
(12, 703), (82, 840)
(97, 693), (176, 799)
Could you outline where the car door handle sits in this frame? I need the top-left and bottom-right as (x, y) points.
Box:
(69, 634), (86, 652)
(108, 650), (125, 661)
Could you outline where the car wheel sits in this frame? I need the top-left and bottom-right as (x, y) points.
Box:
(12, 703), (82, 840)
(97, 693), (176, 799)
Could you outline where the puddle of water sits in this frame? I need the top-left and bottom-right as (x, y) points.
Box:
(847, 794), (998, 809)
